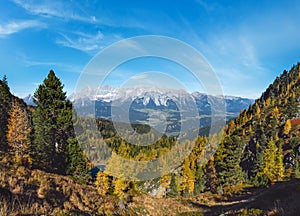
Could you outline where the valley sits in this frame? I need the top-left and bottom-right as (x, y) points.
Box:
(1, 63), (300, 215)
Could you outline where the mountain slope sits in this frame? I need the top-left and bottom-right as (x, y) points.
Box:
(216, 62), (300, 186)
(23, 94), (35, 106)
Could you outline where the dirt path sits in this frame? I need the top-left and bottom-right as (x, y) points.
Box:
(189, 185), (275, 215)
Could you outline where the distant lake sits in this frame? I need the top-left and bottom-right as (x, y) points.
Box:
(90, 164), (106, 180)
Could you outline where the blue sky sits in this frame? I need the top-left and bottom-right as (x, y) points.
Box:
(0, 0), (300, 98)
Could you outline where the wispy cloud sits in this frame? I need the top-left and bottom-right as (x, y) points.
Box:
(178, 26), (269, 98)
(195, 0), (219, 12)
(11, 0), (97, 23)
(0, 20), (44, 37)
(56, 31), (104, 54)
(23, 59), (82, 74)
(23, 59), (57, 67)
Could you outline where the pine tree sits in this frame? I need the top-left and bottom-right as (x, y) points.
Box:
(215, 136), (245, 187)
(66, 138), (91, 182)
(285, 97), (298, 118)
(31, 70), (89, 179)
(32, 70), (67, 171)
(194, 163), (205, 195)
(251, 150), (269, 186)
(0, 75), (12, 150)
(293, 153), (300, 178)
(167, 173), (179, 197)
(205, 157), (218, 193)
(7, 98), (31, 161)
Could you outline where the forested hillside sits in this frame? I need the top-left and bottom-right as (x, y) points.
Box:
(218, 62), (300, 188)
(92, 63), (300, 199)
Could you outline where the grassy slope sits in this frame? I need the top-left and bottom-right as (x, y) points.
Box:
(0, 150), (199, 216)
(0, 152), (119, 215)
(1, 150), (300, 215)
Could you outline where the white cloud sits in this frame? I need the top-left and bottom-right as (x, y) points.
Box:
(11, 0), (97, 23)
(56, 31), (104, 53)
(23, 59), (57, 67)
(195, 0), (218, 12)
(22, 57), (82, 74)
(0, 20), (44, 37)
(180, 28), (269, 98)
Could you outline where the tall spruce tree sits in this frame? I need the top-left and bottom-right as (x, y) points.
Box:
(167, 173), (179, 197)
(194, 163), (205, 195)
(205, 157), (218, 193)
(32, 70), (68, 172)
(32, 70), (89, 180)
(215, 135), (245, 187)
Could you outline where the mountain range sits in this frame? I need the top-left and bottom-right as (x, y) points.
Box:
(69, 86), (254, 132)
(24, 86), (253, 133)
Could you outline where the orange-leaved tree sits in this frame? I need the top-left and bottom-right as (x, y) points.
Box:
(7, 98), (31, 161)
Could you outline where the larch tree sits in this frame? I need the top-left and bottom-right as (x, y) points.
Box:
(160, 174), (171, 197)
(283, 119), (292, 135)
(255, 103), (261, 118)
(7, 98), (31, 161)
(114, 177), (129, 198)
(262, 138), (277, 182)
(181, 158), (195, 196)
(96, 171), (112, 195)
